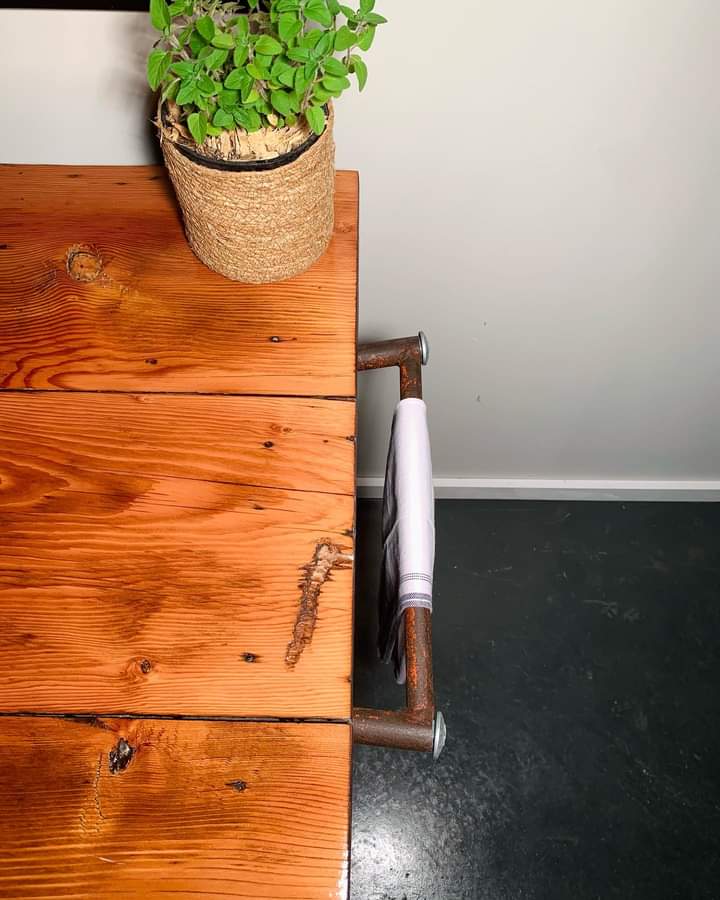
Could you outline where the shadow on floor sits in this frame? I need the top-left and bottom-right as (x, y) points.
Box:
(351, 500), (720, 900)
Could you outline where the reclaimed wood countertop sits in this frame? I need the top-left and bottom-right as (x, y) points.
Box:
(0, 164), (358, 898)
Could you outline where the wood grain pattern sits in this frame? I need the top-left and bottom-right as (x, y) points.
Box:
(0, 391), (355, 718)
(0, 391), (355, 497)
(0, 165), (358, 397)
(0, 474), (353, 717)
(0, 164), (357, 894)
(0, 717), (350, 899)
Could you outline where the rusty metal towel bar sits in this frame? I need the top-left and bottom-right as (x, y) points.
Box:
(352, 333), (446, 759)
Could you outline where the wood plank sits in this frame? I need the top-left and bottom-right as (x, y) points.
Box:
(0, 482), (353, 717)
(0, 392), (356, 497)
(0, 395), (354, 718)
(0, 717), (350, 899)
(0, 165), (358, 397)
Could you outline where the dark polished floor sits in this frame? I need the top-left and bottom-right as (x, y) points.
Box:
(351, 500), (720, 900)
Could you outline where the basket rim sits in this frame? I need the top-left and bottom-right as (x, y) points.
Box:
(159, 103), (328, 173)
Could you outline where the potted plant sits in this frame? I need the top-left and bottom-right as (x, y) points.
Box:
(147, 0), (386, 283)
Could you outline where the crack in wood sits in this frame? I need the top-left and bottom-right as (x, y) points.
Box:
(79, 752), (105, 834)
(285, 540), (352, 668)
(93, 752), (105, 822)
(69, 715), (116, 732)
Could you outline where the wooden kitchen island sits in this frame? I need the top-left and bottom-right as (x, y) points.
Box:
(0, 165), (358, 898)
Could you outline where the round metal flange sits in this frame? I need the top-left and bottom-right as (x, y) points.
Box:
(418, 331), (430, 366)
(433, 711), (446, 760)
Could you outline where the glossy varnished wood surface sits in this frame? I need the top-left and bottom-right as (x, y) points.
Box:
(0, 164), (357, 897)
(0, 392), (354, 718)
(0, 391), (355, 497)
(0, 165), (358, 397)
(0, 717), (351, 898)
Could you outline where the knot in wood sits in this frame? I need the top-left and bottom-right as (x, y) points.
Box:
(66, 245), (103, 282)
(108, 738), (134, 775)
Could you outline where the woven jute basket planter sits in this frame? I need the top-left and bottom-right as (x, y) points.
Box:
(160, 106), (335, 283)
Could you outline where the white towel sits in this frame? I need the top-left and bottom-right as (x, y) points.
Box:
(378, 397), (435, 684)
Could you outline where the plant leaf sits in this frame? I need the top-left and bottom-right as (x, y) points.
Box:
(233, 107), (252, 130)
(224, 67), (248, 89)
(211, 31), (235, 49)
(219, 88), (240, 109)
(246, 108), (262, 131)
(294, 67), (308, 93)
(278, 12), (302, 43)
(171, 60), (194, 77)
(334, 24), (356, 51)
(316, 30), (334, 57)
(273, 59), (296, 86)
(204, 48), (229, 70)
(147, 49), (171, 90)
(255, 35), (283, 55)
(236, 14), (250, 38)
(178, 22), (193, 45)
(176, 78), (196, 105)
(301, 29), (323, 49)
(149, 0), (170, 31)
(349, 53), (367, 90)
(278, 69), (295, 87)
(197, 72), (215, 95)
(287, 46), (311, 61)
(270, 90), (293, 117)
(305, 0), (332, 26)
(162, 76), (180, 102)
(233, 44), (249, 66)
(313, 85), (333, 103)
(189, 30), (207, 55)
(271, 56), (290, 76)
(365, 12), (386, 24)
(327, 0), (341, 14)
(196, 15), (215, 42)
(246, 62), (267, 80)
(305, 104), (326, 136)
(323, 56), (348, 77)
(357, 24), (375, 50)
(187, 111), (207, 145)
(213, 108), (235, 129)
(359, 0), (375, 11)
(322, 74), (350, 92)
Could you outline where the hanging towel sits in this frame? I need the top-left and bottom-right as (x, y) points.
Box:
(378, 397), (435, 684)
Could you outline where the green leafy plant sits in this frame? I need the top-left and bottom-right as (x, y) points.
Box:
(147, 0), (386, 147)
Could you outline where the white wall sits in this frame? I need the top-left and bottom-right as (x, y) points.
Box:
(3, 3), (719, 496)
